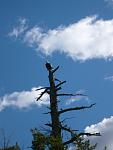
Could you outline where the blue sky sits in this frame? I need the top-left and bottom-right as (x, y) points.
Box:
(1, 0), (113, 149)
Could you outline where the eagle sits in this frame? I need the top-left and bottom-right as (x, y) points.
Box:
(45, 61), (53, 71)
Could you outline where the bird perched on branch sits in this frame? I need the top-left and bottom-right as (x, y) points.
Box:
(45, 61), (53, 71)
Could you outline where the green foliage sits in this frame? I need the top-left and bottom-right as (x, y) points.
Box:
(31, 128), (97, 150)
(75, 137), (97, 150)
(31, 128), (46, 150)
(47, 135), (64, 150)
(31, 128), (65, 150)
(0, 143), (20, 150)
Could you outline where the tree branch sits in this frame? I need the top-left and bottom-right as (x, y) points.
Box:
(57, 93), (87, 97)
(36, 88), (49, 101)
(63, 132), (101, 145)
(54, 78), (62, 82)
(45, 123), (78, 135)
(61, 117), (76, 123)
(55, 87), (62, 91)
(58, 103), (96, 115)
(78, 132), (101, 136)
(63, 136), (78, 145)
(55, 81), (66, 88)
(45, 123), (100, 146)
(45, 123), (52, 127)
(52, 66), (59, 73)
(60, 125), (78, 134)
(43, 112), (51, 115)
(35, 87), (50, 91)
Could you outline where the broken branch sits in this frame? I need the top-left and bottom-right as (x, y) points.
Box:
(52, 66), (59, 73)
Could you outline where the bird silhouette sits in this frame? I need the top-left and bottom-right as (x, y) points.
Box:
(45, 61), (53, 71)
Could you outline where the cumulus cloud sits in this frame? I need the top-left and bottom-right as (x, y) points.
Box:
(0, 87), (49, 111)
(8, 17), (28, 38)
(9, 15), (113, 61)
(85, 116), (113, 149)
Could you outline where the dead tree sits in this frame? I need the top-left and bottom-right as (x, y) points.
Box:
(31, 62), (100, 150)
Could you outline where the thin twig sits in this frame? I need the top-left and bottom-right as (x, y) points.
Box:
(57, 93), (87, 97)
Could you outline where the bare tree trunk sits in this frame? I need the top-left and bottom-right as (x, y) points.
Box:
(34, 62), (100, 150)
(48, 70), (63, 150)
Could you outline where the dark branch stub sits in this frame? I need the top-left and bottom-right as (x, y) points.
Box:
(52, 66), (59, 73)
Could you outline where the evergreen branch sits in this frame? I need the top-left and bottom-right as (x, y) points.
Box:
(58, 103), (96, 115)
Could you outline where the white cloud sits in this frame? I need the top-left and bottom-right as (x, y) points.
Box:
(24, 27), (44, 47)
(8, 17), (28, 38)
(85, 116), (113, 149)
(0, 87), (49, 111)
(9, 15), (113, 61)
(23, 15), (113, 61)
(104, 75), (113, 81)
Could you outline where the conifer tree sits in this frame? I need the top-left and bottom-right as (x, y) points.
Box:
(0, 143), (20, 150)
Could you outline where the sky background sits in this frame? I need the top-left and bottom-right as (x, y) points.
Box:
(1, 0), (113, 149)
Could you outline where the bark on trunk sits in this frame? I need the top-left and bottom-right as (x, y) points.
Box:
(48, 70), (64, 150)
